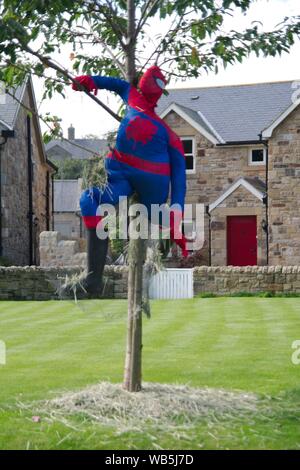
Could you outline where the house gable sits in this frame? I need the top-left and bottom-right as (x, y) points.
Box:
(0, 119), (11, 131)
(47, 144), (72, 160)
(160, 102), (220, 145)
(262, 99), (300, 138)
(209, 177), (266, 212)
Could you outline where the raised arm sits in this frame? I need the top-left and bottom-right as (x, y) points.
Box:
(72, 75), (130, 103)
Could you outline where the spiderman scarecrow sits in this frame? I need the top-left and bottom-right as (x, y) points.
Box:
(72, 66), (187, 295)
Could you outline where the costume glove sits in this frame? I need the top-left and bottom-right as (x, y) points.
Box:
(169, 210), (188, 258)
(72, 75), (98, 95)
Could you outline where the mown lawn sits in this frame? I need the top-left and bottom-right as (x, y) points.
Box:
(0, 298), (300, 449)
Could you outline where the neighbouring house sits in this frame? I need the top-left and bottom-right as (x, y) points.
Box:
(0, 77), (56, 266)
(45, 124), (108, 161)
(157, 80), (300, 266)
(54, 179), (83, 239)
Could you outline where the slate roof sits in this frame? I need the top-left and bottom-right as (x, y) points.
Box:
(243, 177), (266, 194)
(157, 80), (296, 143)
(3, 80), (296, 147)
(0, 79), (56, 172)
(46, 138), (108, 159)
(0, 80), (27, 129)
(174, 103), (219, 140)
(54, 179), (81, 212)
(0, 81), (27, 130)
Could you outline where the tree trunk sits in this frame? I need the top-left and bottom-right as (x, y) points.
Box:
(123, 0), (146, 392)
(125, 0), (136, 84)
(123, 236), (146, 391)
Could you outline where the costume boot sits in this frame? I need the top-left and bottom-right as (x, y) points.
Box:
(81, 228), (108, 297)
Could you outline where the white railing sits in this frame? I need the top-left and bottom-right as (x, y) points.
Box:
(149, 268), (194, 299)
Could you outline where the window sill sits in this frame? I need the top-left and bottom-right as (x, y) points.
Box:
(248, 161), (266, 166)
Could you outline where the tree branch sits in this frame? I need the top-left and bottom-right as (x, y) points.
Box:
(90, 0), (127, 49)
(135, 0), (162, 40)
(50, 26), (127, 77)
(140, 12), (184, 72)
(20, 43), (122, 122)
(91, 32), (127, 78)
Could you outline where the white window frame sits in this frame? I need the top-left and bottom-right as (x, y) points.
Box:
(181, 136), (196, 174)
(248, 147), (266, 166)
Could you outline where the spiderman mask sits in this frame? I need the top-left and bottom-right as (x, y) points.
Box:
(138, 66), (167, 109)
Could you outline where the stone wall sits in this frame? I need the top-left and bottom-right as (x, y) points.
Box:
(1, 265), (300, 300)
(0, 265), (128, 300)
(268, 105), (300, 265)
(1, 82), (53, 266)
(1, 91), (30, 265)
(194, 265), (300, 295)
(39, 231), (87, 268)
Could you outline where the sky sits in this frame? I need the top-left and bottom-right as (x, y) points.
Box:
(34, 0), (300, 139)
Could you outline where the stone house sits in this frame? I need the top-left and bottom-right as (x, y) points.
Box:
(158, 80), (300, 266)
(0, 77), (56, 265)
(53, 179), (83, 239)
(45, 124), (108, 161)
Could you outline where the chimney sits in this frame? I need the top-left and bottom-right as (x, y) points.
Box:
(68, 124), (75, 140)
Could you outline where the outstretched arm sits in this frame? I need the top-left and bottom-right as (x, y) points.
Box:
(72, 75), (130, 103)
(91, 76), (130, 103)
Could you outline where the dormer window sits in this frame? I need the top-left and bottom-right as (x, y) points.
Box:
(249, 148), (266, 166)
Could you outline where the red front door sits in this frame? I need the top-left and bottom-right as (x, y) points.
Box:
(227, 216), (257, 266)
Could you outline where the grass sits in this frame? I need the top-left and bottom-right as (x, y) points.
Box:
(0, 298), (300, 449)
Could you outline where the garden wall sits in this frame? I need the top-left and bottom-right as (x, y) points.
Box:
(194, 266), (300, 295)
(1, 265), (300, 301)
(0, 266), (128, 300)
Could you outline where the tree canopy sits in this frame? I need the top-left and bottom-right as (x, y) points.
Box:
(0, 0), (299, 141)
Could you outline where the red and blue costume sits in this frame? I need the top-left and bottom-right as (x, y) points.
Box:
(73, 66), (187, 255)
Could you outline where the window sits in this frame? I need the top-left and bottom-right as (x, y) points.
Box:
(181, 137), (195, 173)
(249, 148), (266, 166)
